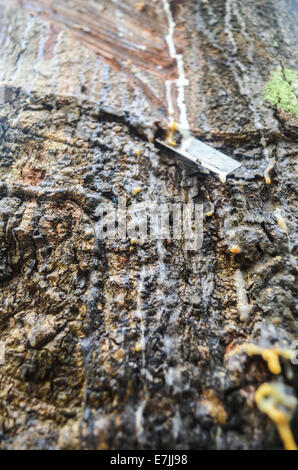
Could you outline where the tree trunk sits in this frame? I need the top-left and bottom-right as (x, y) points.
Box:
(0, 0), (297, 450)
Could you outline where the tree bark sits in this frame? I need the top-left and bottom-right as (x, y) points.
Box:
(0, 0), (297, 450)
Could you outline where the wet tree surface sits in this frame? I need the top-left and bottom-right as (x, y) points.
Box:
(0, 0), (297, 450)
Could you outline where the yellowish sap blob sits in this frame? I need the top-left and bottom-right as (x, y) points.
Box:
(255, 382), (297, 451)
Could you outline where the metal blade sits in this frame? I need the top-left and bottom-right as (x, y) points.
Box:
(156, 136), (241, 182)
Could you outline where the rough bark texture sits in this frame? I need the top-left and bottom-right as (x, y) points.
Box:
(0, 0), (297, 450)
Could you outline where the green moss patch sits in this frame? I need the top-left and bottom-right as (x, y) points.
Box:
(264, 68), (298, 117)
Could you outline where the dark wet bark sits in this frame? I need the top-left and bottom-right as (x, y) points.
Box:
(0, 0), (297, 450)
